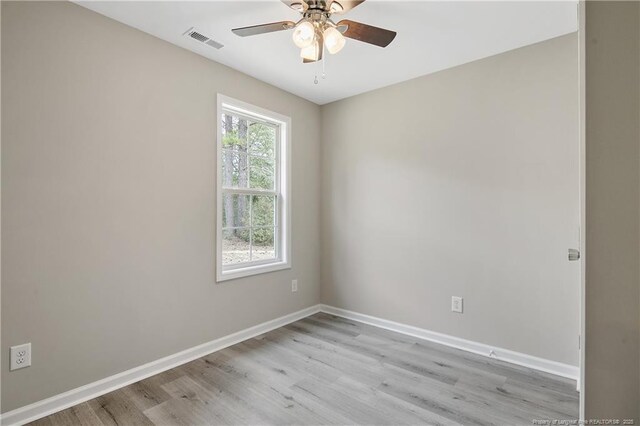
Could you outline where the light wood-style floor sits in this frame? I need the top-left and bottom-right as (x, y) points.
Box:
(31, 313), (579, 425)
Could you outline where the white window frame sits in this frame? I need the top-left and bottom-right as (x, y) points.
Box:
(216, 94), (291, 282)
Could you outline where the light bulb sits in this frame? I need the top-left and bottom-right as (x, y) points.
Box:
(300, 39), (321, 61)
(323, 26), (345, 54)
(292, 21), (315, 48)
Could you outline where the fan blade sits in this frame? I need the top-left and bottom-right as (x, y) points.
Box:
(336, 19), (396, 47)
(328, 0), (365, 14)
(281, 0), (308, 12)
(232, 21), (295, 37)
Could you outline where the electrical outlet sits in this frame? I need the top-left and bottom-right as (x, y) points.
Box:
(10, 343), (31, 371)
(451, 296), (463, 313)
(291, 279), (298, 292)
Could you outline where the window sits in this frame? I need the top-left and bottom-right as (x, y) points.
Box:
(216, 95), (291, 282)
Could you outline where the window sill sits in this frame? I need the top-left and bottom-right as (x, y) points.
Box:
(216, 261), (291, 283)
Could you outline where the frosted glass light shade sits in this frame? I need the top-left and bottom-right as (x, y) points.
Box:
(300, 39), (321, 61)
(292, 21), (315, 48)
(323, 26), (346, 54)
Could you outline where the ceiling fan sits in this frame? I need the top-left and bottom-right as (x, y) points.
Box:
(232, 0), (397, 63)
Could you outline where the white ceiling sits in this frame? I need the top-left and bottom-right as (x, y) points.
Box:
(76, 1), (578, 105)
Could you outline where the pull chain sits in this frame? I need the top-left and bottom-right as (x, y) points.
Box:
(322, 49), (326, 80)
(313, 44), (327, 85)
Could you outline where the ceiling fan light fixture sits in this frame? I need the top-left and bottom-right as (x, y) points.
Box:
(292, 20), (315, 48)
(232, 0), (397, 65)
(323, 26), (346, 54)
(300, 39), (321, 61)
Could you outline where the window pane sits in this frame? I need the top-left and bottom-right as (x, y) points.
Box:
(248, 122), (276, 158)
(221, 114), (248, 149)
(249, 156), (275, 190)
(221, 150), (248, 188)
(252, 227), (276, 261)
(251, 195), (276, 227)
(222, 194), (250, 228)
(222, 228), (250, 265)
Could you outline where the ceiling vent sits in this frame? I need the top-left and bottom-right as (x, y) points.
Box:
(183, 27), (224, 50)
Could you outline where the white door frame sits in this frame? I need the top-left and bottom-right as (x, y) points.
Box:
(578, 0), (586, 421)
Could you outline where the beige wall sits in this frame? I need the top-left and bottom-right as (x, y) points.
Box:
(584, 1), (640, 420)
(1, 1), (321, 412)
(320, 34), (581, 366)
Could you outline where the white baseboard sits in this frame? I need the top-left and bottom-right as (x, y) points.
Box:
(319, 304), (579, 381)
(0, 304), (322, 426)
(2, 302), (578, 425)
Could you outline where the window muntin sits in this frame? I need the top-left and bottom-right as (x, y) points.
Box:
(216, 95), (290, 281)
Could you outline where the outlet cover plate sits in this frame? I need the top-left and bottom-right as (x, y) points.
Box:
(451, 296), (463, 313)
(292, 279), (298, 292)
(10, 343), (31, 371)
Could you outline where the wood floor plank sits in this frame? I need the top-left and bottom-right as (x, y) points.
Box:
(332, 374), (460, 426)
(148, 375), (249, 425)
(88, 390), (154, 426)
(29, 313), (579, 425)
(30, 402), (103, 426)
(179, 355), (339, 425)
(291, 318), (463, 385)
(121, 377), (173, 412)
